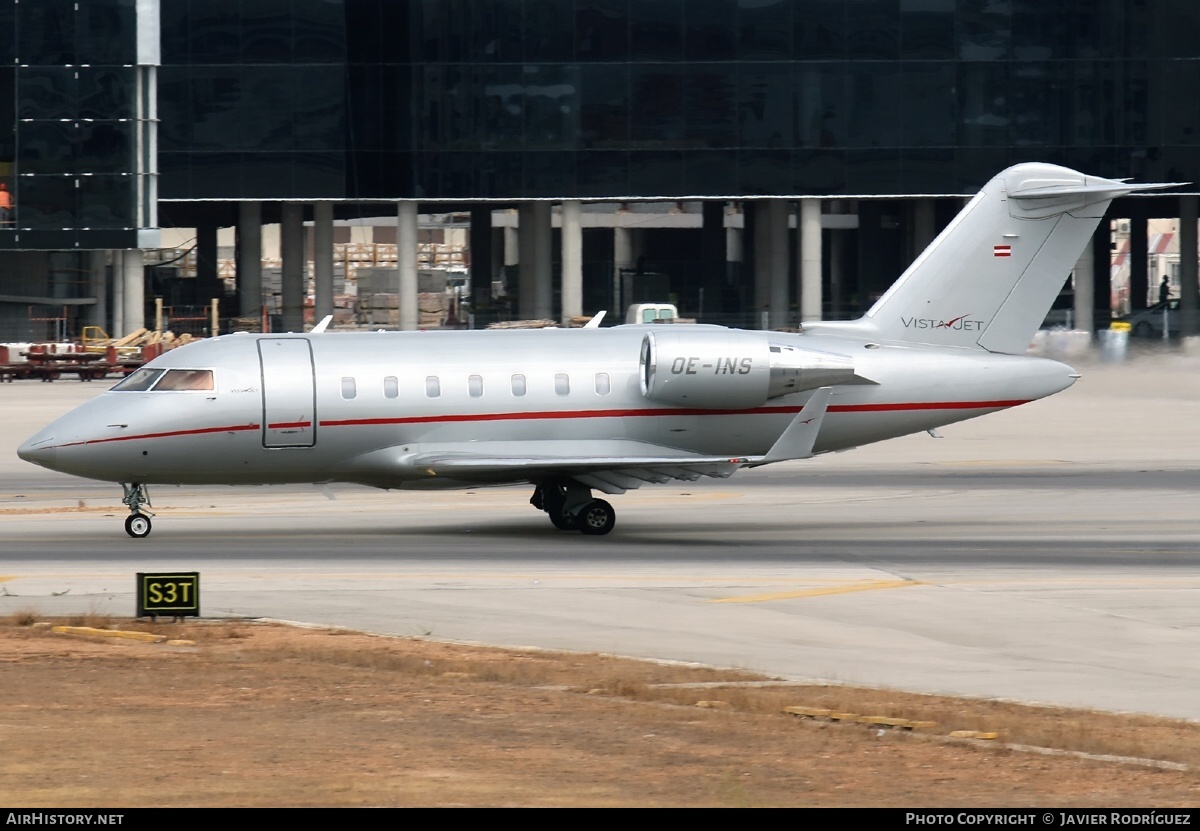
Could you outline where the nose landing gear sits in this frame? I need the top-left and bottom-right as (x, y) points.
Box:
(121, 483), (154, 538)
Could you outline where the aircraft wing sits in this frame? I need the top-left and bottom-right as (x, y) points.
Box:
(393, 389), (834, 494)
(402, 442), (750, 493)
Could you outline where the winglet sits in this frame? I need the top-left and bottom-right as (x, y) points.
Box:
(310, 315), (333, 334)
(762, 387), (832, 463)
(584, 311), (607, 328)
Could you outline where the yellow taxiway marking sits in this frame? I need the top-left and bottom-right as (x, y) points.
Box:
(0, 576), (13, 583)
(711, 579), (926, 604)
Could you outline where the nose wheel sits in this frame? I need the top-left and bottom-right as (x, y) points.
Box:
(120, 483), (155, 538)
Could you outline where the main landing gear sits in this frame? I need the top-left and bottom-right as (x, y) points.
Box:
(530, 479), (616, 536)
(121, 482), (154, 538)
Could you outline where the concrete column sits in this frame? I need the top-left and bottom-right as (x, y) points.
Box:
(469, 205), (494, 315)
(197, 224), (219, 303)
(490, 226), (505, 297)
(1091, 221), (1113, 329)
(561, 200), (582, 324)
(798, 198), (823, 323)
(752, 202), (769, 323)
(280, 203), (305, 332)
(518, 202), (552, 320)
(88, 250), (107, 329)
(397, 201), (418, 331)
(614, 224), (632, 315)
(913, 198), (937, 259)
(112, 250), (125, 337)
(313, 202), (334, 327)
(1130, 211), (1148, 311)
(1180, 195), (1199, 338)
(123, 248), (144, 335)
(518, 203), (536, 319)
(237, 201), (263, 318)
(1073, 237), (1094, 334)
(765, 200), (789, 329)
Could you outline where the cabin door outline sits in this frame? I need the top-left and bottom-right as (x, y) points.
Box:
(258, 338), (317, 448)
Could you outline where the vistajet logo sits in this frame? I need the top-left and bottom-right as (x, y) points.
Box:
(900, 314), (984, 331)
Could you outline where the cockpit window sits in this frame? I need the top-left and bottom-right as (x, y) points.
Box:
(111, 368), (165, 391)
(154, 369), (215, 391)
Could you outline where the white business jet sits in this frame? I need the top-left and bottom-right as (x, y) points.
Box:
(18, 163), (1173, 537)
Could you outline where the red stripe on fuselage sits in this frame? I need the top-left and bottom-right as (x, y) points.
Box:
(50, 400), (1029, 449)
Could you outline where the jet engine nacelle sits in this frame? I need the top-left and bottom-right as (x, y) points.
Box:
(640, 329), (857, 409)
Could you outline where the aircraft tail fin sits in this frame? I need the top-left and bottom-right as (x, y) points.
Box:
(811, 163), (1179, 354)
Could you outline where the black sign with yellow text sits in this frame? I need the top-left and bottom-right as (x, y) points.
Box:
(137, 572), (200, 618)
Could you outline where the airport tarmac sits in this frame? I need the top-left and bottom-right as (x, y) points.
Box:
(2, 347), (1199, 720)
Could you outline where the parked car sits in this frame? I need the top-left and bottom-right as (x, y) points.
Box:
(1126, 298), (1181, 338)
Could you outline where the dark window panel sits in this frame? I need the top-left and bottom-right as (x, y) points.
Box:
(575, 0), (628, 62)
(0, 66), (15, 165)
(959, 0), (1011, 61)
(844, 63), (902, 148)
(525, 0), (574, 61)
(522, 150), (575, 197)
(17, 0), (75, 64)
(957, 62), (1009, 147)
(159, 0), (191, 65)
(579, 64), (628, 149)
(294, 0), (347, 63)
(157, 151), (192, 200)
(474, 150), (521, 198)
(1011, 0), (1068, 61)
(79, 175), (134, 229)
(899, 149), (951, 194)
(683, 150), (737, 196)
(417, 0), (469, 62)
(188, 68), (247, 152)
(78, 122), (134, 174)
(955, 147), (1017, 192)
(346, 151), (411, 199)
(1009, 62), (1069, 147)
(290, 66), (347, 153)
(1161, 60), (1200, 147)
(471, 0), (522, 63)
(188, 0), (240, 64)
(794, 0), (844, 60)
(739, 66), (794, 149)
(629, 0), (682, 62)
(345, 0), (383, 65)
(18, 67), (76, 121)
(684, 70), (736, 149)
(523, 65), (579, 149)
(795, 64), (847, 148)
(18, 122), (76, 175)
(76, 0), (135, 65)
(684, 2), (734, 61)
(78, 67), (135, 121)
(575, 149), (628, 197)
(794, 149), (846, 195)
(157, 68), (191, 152)
(901, 62), (955, 148)
(738, 150), (790, 196)
(292, 152), (345, 199)
(241, 0), (293, 63)
(347, 65), (384, 151)
(477, 64), (525, 149)
(627, 150), (682, 197)
(1117, 61), (1150, 147)
(630, 66), (682, 145)
(738, 0), (792, 60)
(236, 67), (296, 152)
(18, 175), (78, 229)
(900, 0), (954, 59)
(845, 0), (899, 61)
(0, 2), (15, 65)
(844, 148), (900, 195)
(190, 152), (243, 198)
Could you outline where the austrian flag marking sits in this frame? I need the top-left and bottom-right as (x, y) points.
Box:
(993, 244), (1012, 258)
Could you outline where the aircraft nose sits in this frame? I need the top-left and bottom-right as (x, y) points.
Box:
(17, 436), (57, 468)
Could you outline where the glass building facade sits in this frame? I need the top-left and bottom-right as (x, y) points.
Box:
(155, 0), (1200, 204)
(0, 0), (155, 250)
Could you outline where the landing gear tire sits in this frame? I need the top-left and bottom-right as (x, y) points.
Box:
(577, 499), (616, 536)
(125, 513), (152, 538)
(549, 509), (577, 531)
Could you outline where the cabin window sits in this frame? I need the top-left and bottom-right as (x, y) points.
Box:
(511, 374), (526, 396)
(555, 373), (570, 395)
(426, 376), (440, 398)
(341, 376), (357, 399)
(111, 367), (164, 391)
(153, 369), (214, 391)
(383, 376), (398, 399)
(594, 372), (610, 395)
(468, 374), (484, 397)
